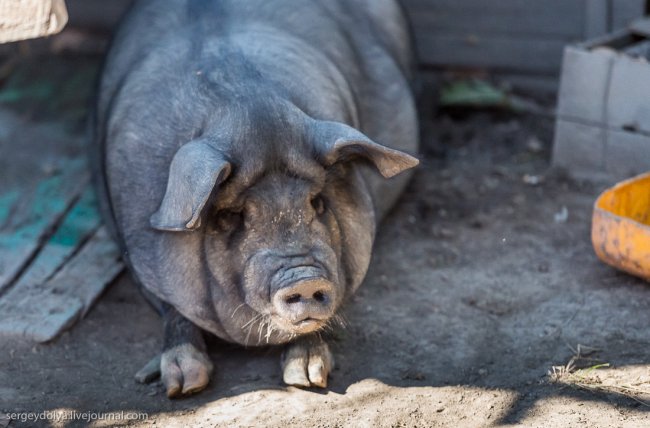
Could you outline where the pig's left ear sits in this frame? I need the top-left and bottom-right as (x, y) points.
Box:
(150, 140), (232, 232)
(313, 121), (419, 178)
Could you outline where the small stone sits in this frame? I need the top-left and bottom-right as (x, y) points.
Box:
(554, 206), (569, 223)
(522, 174), (544, 186)
(431, 226), (454, 239)
(527, 136), (544, 153)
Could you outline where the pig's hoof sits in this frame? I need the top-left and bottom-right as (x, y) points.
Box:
(161, 343), (214, 398)
(281, 338), (334, 388)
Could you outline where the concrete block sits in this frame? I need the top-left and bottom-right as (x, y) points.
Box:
(552, 120), (606, 173)
(553, 18), (650, 179)
(604, 129), (650, 178)
(607, 54), (650, 134)
(556, 46), (616, 123)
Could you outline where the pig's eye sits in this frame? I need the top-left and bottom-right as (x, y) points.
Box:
(310, 195), (326, 215)
(214, 209), (244, 231)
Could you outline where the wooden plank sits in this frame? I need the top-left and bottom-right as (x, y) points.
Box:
(0, 161), (88, 295)
(10, 188), (101, 291)
(404, 0), (585, 38)
(65, 0), (133, 30)
(404, 0), (583, 17)
(414, 33), (569, 73)
(47, 226), (123, 317)
(0, 190), (20, 230)
(585, 0), (609, 38)
(611, 0), (647, 30)
(0, 226), (124, 342)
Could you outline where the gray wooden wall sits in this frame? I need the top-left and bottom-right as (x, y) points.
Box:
(3, 0), (648, 83)
(402, 0), (647, 75)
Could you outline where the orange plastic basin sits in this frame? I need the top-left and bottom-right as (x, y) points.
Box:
(592, 172), (650, 282)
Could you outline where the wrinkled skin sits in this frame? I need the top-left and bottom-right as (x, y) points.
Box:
(93, 0), (419, 397)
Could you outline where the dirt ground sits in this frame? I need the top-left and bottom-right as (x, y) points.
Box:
(2, 56), (650, 428)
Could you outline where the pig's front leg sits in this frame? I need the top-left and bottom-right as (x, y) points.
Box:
(160, 305), (214, 397)
(135, 304), (213, 398)
(281, 336), (334, 388)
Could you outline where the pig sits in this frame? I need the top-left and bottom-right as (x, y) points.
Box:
(93, 0), (419, 397)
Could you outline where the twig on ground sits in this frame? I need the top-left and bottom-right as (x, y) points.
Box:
(548, 343), (650, 407)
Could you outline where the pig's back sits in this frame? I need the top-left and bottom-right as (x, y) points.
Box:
(98, 0), (417, 237)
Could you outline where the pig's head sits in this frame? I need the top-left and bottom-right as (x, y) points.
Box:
(149, 115), (418, 342)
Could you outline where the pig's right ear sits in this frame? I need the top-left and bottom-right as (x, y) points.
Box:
(150, 140), (231, 232)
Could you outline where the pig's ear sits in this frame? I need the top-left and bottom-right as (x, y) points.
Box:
(313, 121), (419, 178)
(150, 140), (231, 232)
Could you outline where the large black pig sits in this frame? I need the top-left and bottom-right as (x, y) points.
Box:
(94, 0), (419, 397)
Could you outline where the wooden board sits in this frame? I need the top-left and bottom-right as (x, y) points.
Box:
(403, 0), (647, 75)
(2, 0), (646, 81)
(0, 226), (123, 342)
(0, 161), (88, 295)
(612, 0), (648, 29)
(64, 0), (132, 30)
(0, 107), (124, 342)
(405, 0), (585, 38)
(8, 188), (101, 292)
(585, 0), (609, 38)
(414, 33), (569, 74)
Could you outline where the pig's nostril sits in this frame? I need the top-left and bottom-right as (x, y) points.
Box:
(313, 291), (326, 302)
(285, 294), (301, 304)
(272, 278), (336, 327)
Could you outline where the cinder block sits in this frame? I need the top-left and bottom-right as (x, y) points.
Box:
(553, 18), (650, 179)
(604, 130), (650, 179)
(553, 120), (607, 174)
(556, 46), (616, 124)
(607, 54), (650, 134)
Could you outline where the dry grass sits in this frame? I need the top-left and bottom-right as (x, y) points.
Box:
(548, 344), (650, 407)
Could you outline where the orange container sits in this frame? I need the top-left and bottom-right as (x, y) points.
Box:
(592, 172), (650, 281)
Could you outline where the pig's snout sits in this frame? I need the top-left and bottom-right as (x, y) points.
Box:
(272, 271), (335, 332)
(244, 251), (340, 335)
